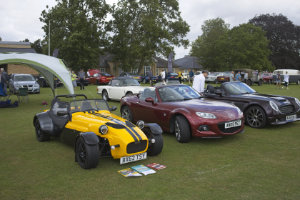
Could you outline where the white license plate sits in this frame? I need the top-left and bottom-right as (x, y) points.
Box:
(120, 152), (147, 165)
(286, 114), (296, 121)
(225, 120), (241, 129)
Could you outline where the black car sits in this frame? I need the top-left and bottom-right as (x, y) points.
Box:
(204, 81), (300, 128)
(166, 72), (179, 81)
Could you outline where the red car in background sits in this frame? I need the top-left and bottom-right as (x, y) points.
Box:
(120, 84), (244, 143)
(216, 72), (231, 83)
(261, 73), (273, 84)
(87, 69), (114, 85)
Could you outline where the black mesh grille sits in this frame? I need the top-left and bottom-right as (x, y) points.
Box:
(279, 105), (294, 114)
(127, 140), (147, 154)
(218, 122), (241, 133)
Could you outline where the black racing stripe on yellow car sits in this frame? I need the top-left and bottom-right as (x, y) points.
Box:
(92, 113), (141, 142)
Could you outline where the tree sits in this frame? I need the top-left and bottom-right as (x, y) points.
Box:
(31, 39), (43, 54)
(190, 18), (230, 71)
(249, 14), (300, 69)
(109, 0), (190, 72)
(40, 0), (110, 71)
(191, 18), (272, 71)
(226, 23), (272, 71)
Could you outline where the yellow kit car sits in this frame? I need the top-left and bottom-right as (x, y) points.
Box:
(33, 94), (163, 169)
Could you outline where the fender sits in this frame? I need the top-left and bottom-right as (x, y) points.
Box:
(77, 132), (99, 146)
(143, 123), (162, 135)
(33, 112), (54, 135)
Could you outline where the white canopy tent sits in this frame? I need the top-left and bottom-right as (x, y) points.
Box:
(0, 53), (74, 95)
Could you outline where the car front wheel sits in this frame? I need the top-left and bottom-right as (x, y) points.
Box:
(174, 115), (191, 143)
(121, 106), (133, 121)
(75, 137), (99, 169)
(147, 134), (163, 156)
(102, 90), (109, 101)
(35, 120), (50, 142)
(245, 106), (267, 128)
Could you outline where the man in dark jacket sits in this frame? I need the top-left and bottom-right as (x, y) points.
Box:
(0, 68), (9, 94)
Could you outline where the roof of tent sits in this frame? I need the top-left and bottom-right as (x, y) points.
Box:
(0, 52), (74, 95)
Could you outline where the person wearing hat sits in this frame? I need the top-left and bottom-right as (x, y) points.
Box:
(192, 70), (209, 94)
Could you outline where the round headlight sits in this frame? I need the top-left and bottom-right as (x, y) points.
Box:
(99, 125), (108, 135)
(269, 101), (280, 112)
(136, 120), (145, 129)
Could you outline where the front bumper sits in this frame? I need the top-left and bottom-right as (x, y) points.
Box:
(269, 113), (300, 125)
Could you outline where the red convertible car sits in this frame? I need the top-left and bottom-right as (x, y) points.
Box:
(120, 85), (244, 143)
(88, 72), (114, 85)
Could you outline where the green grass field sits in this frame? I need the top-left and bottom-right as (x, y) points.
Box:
(1, 83), (300, 200)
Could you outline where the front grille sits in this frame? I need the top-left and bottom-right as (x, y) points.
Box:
(218, 122), (241, 133)
(279, 105), (294, 114)
(127, 140), (147, 154)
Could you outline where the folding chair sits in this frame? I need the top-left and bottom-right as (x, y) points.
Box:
(17, 88), (29, 103)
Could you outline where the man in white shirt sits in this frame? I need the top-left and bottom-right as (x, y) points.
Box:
(160, 69), (166, 84)
(192, 70), (208, 93)
(282, 71), (289, 89)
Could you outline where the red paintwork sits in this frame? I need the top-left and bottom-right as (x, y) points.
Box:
(121, 85), (244, 138)
(88, 73), (114, 85)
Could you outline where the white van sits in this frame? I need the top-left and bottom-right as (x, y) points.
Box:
(273, 69), (300, 84)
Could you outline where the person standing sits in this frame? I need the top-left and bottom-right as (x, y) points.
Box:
(189, 69), (194, 84)
(71, 71), (77, 88)
(147, 70), (153, 85)
(178, 71), (182, 84)
(282, 71), (289, 89)
(230, 71), (235, 82)
(192, 70), (208, 94)
(0, 68), (9, 94)
(78, 69), (86, 90)
(235, 71), (241, 81)
(275, 72), (281, 88)
(160, 69), (166, 84)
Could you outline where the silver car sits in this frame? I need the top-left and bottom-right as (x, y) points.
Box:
(9, 74), (40, 94)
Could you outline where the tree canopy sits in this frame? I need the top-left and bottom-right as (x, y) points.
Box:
(191, 18), (272, 71)
(109, 0), (190, 72)
(40, 0), (110, 71)
(249, 14), (300, 70)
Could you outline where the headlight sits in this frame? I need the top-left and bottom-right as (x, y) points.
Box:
(136, 120), (145, 129)
(295, 98), (300, 107)
(196, 112), (216, 119)
(269, 101), (280, 112)
(99, 125), (108, 135)
(34, 83), (39, 87)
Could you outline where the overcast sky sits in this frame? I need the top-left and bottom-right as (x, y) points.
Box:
(0, 0), (299, 59)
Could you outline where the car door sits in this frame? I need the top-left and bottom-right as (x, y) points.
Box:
(131, 88), (158, 123)
(108, 79), (125, 100)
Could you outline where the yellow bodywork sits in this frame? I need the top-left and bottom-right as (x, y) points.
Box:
(65, 110), (148, 159)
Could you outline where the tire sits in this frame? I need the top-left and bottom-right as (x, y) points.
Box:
(121, 106), (133, 121)
(125, 92), (133, 96)
(147, 134), (163, 156)
(245, 106), (267, 128)
(35, 120), (50, 142)
(75, 137), (99, 169)
(174, 115), (191, 143)
(102, 90), (109, 101)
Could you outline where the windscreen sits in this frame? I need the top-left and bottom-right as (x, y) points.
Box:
(224, 82), (256, 95)
(158, 85), (201, 102)
(70, 100), (109, 112)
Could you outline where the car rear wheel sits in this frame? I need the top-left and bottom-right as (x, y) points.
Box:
(174, 116), (191, 143)
(147, 134), (163, 156)
(121, 106), (133, 121)
(102, 90), (109, 101)
(76, 137), (99, 169)
(35, 120), (50, 142)
(245, 106), (267, 128)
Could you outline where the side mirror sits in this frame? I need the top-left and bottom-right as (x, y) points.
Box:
(145, 97), (154, 103)
(215, 89), (223, 96)
(109, 106), (117, 111)
(57, 110), (68, 116)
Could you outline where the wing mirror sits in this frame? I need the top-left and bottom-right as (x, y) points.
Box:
(215, 89), (223, 96)
(145, 97), (155, 103)
(109, 106), (117, 111)
(57, 110), (68, 116)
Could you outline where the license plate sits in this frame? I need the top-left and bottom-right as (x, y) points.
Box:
(286, 114), (296, 121)
(120, 152), (147, 165)
(225, 120), (241, 129)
